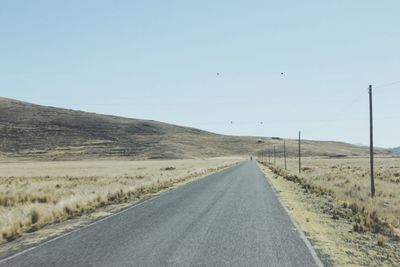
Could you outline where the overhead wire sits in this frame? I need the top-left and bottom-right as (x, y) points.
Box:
(374, 80), (400, 89)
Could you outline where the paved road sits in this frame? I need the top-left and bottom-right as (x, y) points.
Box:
(0, 161), (322, 267)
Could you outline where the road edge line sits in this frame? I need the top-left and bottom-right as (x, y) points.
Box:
(256, 162), (324, 267)
(0, 162), (244, 264)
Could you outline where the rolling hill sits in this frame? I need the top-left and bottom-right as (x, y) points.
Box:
(0, 97), (381, 160)
(388, 147), (400, 154)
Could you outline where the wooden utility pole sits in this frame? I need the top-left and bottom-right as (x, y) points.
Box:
(273, 145), (276, 166)
(284, 140), (287, 170)
(298, 131), (301, 173)
(268, 146), (271, 164)
(369, 85), (375, 197)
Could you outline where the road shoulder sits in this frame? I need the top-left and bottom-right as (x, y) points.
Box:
(0, 162), (240, 261)
(258, 162), (400, 267)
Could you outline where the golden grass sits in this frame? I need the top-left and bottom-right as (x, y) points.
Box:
(261, 156), (400, 236)
(0, 157), (242, 242)
(258, 163), (400, 266)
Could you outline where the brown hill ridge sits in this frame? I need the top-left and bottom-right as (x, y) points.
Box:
(0, 97), (378, 160)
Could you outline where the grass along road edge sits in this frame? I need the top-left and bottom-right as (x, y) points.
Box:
(257, 161), (400, 266)
(0, 159), (242, 259)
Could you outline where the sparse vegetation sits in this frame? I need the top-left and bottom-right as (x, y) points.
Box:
(258, 161), (400, 266)
(0, 157), (241, 243)
(0, 98), (384, 161)
(259, 157), (400, 238)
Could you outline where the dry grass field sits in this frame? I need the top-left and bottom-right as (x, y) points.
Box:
(263, 156), (400, 235)
(0, 157), (242, 243)
(258, 162), (400, 266)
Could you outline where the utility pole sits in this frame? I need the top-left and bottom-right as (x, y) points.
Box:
(273, 145), (276, 166)
(298, 131), (301, 173)
(284, 140), (287, 170)
(369, 85), (375, 197)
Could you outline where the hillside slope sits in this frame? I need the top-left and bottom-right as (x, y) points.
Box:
(388, 147), (400, 154)
(0, 98), (376, 160)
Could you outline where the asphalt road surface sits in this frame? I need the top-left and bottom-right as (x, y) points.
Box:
(0, 161), (323, 267)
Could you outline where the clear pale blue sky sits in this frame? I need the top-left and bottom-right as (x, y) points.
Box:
(1, 1), (399, 147)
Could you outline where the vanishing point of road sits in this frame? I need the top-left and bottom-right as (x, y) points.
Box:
(0, 161), (323, 267)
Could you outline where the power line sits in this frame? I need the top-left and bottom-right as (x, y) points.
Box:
(193, 115), (400, 126)
(374, 80), (400, 89)
(334, 90), (366, 118)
